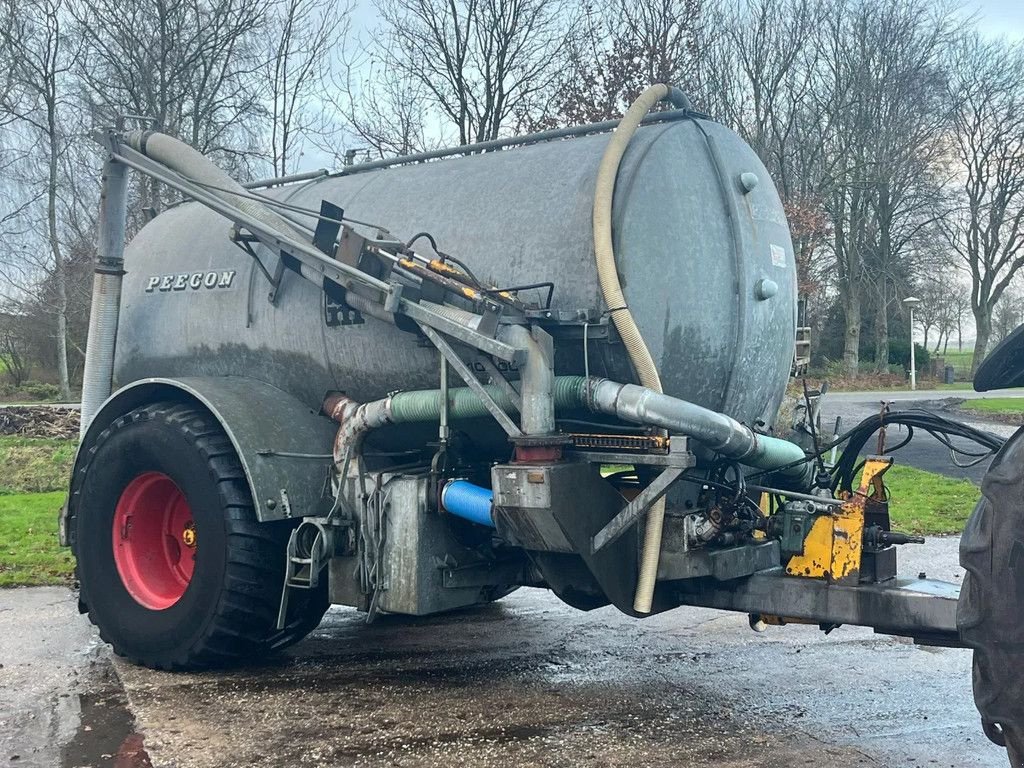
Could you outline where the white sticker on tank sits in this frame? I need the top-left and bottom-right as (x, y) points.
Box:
(770, 244), (787, 267)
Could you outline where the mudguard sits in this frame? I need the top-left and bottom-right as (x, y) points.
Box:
(63, 376), (336, 547)
(975, 324), (1024, 391)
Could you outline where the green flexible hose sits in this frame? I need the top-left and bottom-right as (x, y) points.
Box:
(389, 376), (587, 422)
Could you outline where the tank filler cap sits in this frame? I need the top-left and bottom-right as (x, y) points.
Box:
(754, 278), (778, 301)
(739, 172), (759, 193)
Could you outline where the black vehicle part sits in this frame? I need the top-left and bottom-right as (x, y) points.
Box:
(73, 376), (337, 526)
(974, 323), (1024, 392)
(959, 426), (1024, 765)
(73, 402), (327, 669)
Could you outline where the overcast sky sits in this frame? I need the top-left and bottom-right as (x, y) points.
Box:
(348, 1), (1024, 39)
(971, 0), (1024, 38)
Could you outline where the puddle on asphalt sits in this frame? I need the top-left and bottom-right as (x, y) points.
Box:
(59, 682), (152, 768)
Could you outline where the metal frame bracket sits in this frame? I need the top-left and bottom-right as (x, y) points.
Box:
(418, 323), (524, 438)
(591, 464), (688, 554)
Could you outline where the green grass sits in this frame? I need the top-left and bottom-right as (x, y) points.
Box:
(0, 491), (72, 586)
(941, 349), (973, 365)
(960, 397), (1024, 417)
(0, 435), (76, 494)
(884, 464), (980, 535)
(794, 378), (975, 394)
(0, 437), (76, 586)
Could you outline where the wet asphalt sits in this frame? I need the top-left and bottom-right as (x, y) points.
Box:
(0, 587), (141, 768)
(0, 537), (1010, 768)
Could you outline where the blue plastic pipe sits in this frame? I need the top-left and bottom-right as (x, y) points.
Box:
(441, 480), (494, 527)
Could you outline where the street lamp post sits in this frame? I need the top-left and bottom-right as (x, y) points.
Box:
(903, 296), (921, 391)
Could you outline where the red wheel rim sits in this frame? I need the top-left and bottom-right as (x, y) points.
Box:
(112, 472), (196, 610)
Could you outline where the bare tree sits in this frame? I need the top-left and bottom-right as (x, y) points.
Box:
(536, 0), (705, 127)
(862, 39), (950, 375)
(801, 0), (956, 376)
(73, 0), (270, 208)
(265, 0), (348, 176)
(952, 289), (970, 351)
(332, 54), (434, 160)
(0, 307), (31, 386)
(943, 34), (1024, 373)
(0, 0), (80, 399)
(706, 0), (834, 342)
(375, 0), (576, 145)
(914, 265), (966, 355)
(713, 0), (821, 187)
(991, 283), (1024, 347)
(933, 280), (969, 355)
(785, 199), (831, 297)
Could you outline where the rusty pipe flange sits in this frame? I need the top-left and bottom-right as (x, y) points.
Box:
(509, 433), (573, 463)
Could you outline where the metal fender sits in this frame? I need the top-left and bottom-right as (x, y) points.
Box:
(64, 376), (336, 547)
(975, 324), (1024, 391)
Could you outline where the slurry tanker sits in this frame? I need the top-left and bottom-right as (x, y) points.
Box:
(61, 85), (1024, 764)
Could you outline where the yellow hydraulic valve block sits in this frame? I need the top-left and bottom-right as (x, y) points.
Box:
(785, 457), (892, 583)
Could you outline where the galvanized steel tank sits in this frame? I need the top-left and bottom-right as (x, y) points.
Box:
(115, 115), (797, 429)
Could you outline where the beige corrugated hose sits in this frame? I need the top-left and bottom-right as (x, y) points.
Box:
(592, 83), (678, 614)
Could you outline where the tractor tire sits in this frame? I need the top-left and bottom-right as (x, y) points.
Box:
(959, 425), (1024, 766)
(72, 401), (327, 670)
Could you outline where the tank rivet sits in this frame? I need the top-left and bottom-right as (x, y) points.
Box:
(266, 499), (277, 510)
(754, 278), (778, 301)
(739, 172), (759, 193)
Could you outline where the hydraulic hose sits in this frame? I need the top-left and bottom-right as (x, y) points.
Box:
(593, 83), (691, 613)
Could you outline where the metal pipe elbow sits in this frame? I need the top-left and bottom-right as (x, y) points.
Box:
(323, 393), (393, 469)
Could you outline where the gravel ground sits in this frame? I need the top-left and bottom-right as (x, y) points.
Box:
(0, 537), (1009, 768)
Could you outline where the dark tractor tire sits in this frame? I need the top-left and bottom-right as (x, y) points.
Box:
(959, 426), (1024, 766)
(1012, 731), (1024, 768)
(72, 401), (327, 670)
